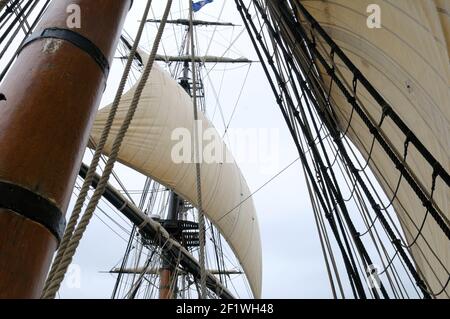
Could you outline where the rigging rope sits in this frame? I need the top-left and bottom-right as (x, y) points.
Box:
(340, 124), (450, 283)
(0, 1), (49, 82)
(0, 0), (37, 61)
(223, 64), (252, 138)
(251, 0), (386, 298)
(42, 0), (173, 299)
(290, 3), (448, 284)
(299, 4), (450, 240)
(41, 0), (154, 296)
(235, 0), (364, 299)
(0, 0), (12, 15)
(189, 0), (207, 300)
(303, 165), (339, 299)
(267, 0), (445, 298)
(235, 0), (450, 299)
(0, 0), (33, 45)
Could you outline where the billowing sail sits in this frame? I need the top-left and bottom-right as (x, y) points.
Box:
(298, 0), (449, 296)
(90, 62), (262, 298)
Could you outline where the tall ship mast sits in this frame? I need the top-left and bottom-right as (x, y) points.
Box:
(0, 0), (448, 300)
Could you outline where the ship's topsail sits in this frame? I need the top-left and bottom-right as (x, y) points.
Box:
(297, 0), (449, 296)
(90, 60), (262, 298)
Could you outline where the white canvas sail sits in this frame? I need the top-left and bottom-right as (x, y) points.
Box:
(298, 0), (450, 297)
(90, 62), (262, 298)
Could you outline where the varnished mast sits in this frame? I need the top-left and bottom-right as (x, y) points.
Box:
(0, 0), (131, 298)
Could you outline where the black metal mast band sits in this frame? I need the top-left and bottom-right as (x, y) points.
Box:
(19, 27), (110, 77)
(0, 181), (66, 243)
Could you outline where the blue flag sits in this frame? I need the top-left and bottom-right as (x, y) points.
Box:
(192, 0), (214, 12)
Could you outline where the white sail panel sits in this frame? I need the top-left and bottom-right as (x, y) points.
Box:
(90, 63), (262, 298)
(299, 0), (450, 297)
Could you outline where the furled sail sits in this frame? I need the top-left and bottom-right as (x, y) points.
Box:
(298, 0), (450, 296)
(90, 60), (262, 298)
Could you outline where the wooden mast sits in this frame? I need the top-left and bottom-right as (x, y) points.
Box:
(159, 193), (182, 299)
(0, 0), (131, 298)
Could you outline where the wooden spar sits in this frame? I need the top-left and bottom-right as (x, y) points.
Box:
(119, 36), (254, 65)
(154, 54), (254, 63)
(159, 192), (181, 299)
(146, 18), (238, 27)
(78, 163), (235, 299)
(0, 0), (131, 298)
(108, 268), (243, 276)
